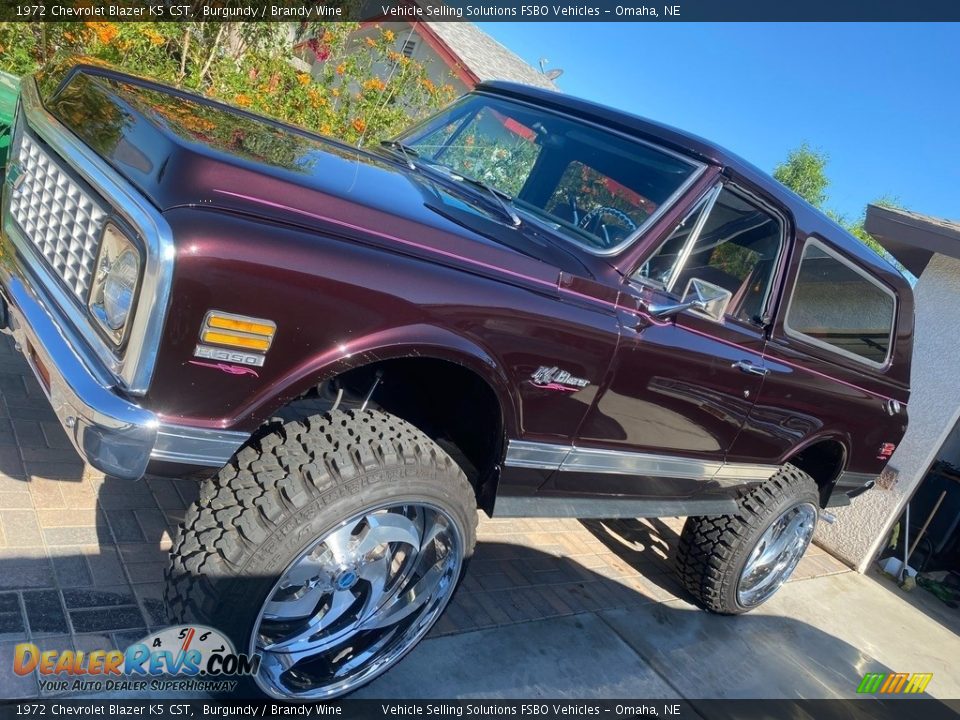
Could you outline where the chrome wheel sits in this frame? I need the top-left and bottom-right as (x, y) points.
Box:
(250, 502), (463, 699)
(736, 502), (817, 608)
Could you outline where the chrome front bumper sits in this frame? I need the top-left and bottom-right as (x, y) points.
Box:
(1, 268), (157, 479)
(0, 265), (248, 480)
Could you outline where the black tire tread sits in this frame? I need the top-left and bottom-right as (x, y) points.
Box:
(164, 409), (476, 625)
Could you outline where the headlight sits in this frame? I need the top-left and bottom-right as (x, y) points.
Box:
(89, 223), (141, 345)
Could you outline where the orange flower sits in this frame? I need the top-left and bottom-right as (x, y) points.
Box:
(143, 28), (164, 46)
(336, 63), (346, 75)
(419, 77), (436, 92)
(352, 118), (367, 133)
(322, 30), (334, 43)
(86, 22), (119, 45)
(331, 88), (340, 97)
(387, 51), (402, 63)
(320, 124), (333, 135)
(364, 78), (386, 92)
(307, 88), (326, 107)
(383, 30), (395, 42)
(297, 73), (311, 85)
(234, 94), (251, 107)
(364, 37), (376, 47)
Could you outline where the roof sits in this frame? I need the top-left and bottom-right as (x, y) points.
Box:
(865, 205), (960, 276)
(423, 23), (558, 91)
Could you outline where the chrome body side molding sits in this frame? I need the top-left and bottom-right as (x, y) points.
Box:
(504, 440), (780, 484)
(493, 495), (738, 519)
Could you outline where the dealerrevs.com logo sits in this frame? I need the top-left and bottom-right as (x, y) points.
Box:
(13, 625), (260, 694)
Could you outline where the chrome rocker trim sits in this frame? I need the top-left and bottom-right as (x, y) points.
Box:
(494, 495), (738, 519)
(498, 440), (779, 518)
(504, 440), (780, 483)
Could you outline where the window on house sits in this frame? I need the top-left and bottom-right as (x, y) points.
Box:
(635, 186), (784, 324)
(785, 239), (896, 365)
(402, 40), (417, 58)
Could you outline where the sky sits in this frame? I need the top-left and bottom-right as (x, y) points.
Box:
(478, 23), (959, 223)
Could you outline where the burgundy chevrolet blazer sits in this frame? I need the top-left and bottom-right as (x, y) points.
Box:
(0, 62), (911, 699)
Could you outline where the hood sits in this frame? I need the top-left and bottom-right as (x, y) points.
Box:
(41, 67), (593, 282)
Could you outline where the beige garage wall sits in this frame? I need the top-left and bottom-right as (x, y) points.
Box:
(815, 253), (960, 571)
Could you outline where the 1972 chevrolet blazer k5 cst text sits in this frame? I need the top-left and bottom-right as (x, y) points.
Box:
(0, 61), (911, 699)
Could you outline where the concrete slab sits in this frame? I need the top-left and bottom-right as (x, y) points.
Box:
(354, 613), (678, 699)
(600, 571), (960, 700)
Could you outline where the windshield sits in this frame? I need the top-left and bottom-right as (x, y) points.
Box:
(396, 95), (701, 252)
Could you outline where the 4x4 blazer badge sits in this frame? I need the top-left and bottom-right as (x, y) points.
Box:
(531, 366), (590, 392)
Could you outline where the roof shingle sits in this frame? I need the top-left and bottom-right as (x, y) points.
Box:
(425, 23), (559, 91)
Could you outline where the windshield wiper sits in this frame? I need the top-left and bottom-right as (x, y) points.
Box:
(457, 174), (522, 228)
(379, 140), (418, 170)
(420, 163), (521, 228)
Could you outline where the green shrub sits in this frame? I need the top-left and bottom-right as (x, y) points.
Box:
(0, 22), (457, 144)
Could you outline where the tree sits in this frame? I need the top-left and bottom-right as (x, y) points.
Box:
(773, 143), (829, 208)
(773, 143), (905, 272)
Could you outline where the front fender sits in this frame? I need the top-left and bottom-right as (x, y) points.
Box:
(234, 322), (520, 437)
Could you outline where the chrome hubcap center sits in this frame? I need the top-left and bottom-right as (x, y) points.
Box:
(250, 502), (463, 700)
(334, 568), (359, 591)
(737, 502), (817, 608)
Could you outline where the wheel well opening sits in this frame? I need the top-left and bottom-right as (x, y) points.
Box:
(272, 358), (504, 513)
(787, 441), (846, 507)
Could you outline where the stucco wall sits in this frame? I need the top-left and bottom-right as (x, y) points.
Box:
(815, 253), (960, 570)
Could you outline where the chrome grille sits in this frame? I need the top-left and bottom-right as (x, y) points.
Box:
(9, 134), (106, 301)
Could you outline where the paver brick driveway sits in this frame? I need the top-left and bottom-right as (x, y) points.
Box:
(0, 334), (849, 697)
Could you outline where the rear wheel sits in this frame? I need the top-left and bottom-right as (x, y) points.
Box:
(676, 464), (819, 614)
(165, 409), (477, 700)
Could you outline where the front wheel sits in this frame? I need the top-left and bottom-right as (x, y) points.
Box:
(676, 464), (819, 614)
(164, 409), (477, 700)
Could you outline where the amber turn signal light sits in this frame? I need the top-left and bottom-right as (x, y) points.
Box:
(200, 311), (276, 353)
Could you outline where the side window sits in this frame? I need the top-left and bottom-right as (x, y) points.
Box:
(784, 240), (895, 366)
(636, 186), (784, 324)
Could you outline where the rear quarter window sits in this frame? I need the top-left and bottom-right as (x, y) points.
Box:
(784, 238), (896, 368)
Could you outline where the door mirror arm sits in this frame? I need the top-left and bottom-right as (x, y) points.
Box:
(643, 278), (732, 323)
(645, 298), (707, 319)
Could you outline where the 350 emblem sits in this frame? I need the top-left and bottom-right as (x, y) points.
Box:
(193, 344), (265, 368)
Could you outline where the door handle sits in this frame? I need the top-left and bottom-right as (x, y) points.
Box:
(732, 360), (769, 376)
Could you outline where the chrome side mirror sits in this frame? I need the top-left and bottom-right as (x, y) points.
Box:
(681, 278), (731, 322)
(646, 278), (731, 322)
